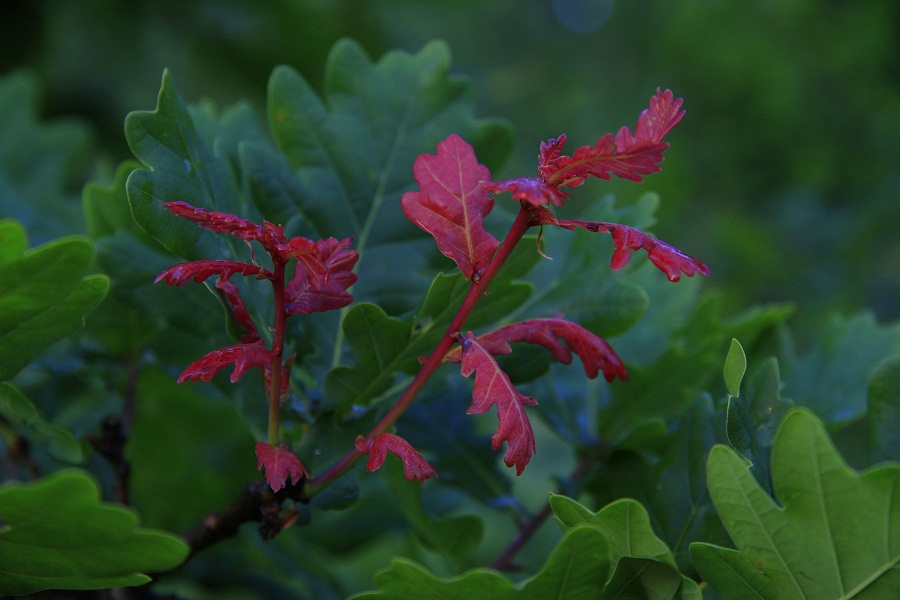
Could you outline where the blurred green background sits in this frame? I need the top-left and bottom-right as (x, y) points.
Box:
(3, 0), (899, 332)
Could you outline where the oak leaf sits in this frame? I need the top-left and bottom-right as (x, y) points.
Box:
(255, 441), (310, 492)
(154, 260), (270, 287)
(177, 341), (276, 384)
(401, 134), (499, 280)
(446, 318), (627, 382)
(355, 433), (437, 482)
(286, 237), (359, 316)
(456, 332), (537, 475)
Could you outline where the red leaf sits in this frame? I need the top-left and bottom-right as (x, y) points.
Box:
(538, 89), (684, 189)
(286, 237), (359, 316)
(162, 201), (286, 254)
(536, 215), (710, 282)
(177, 341), (276, 384)
(215, 276), (261, 342)
(446, 318), (627, 382)
(281, 235), (328, 287)
(401, 134), (499, 280)
(154, 260), (271, 287)
(354, 433), (437, 482)
(255, 441), (309, 492)
(483, 177), (567, 208)
(456, 332), (537, 475)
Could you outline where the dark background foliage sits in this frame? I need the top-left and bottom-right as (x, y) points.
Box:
(4, 0), (899, 331)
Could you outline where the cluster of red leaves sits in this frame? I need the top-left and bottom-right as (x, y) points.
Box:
(400, 90), (709, 476)
(155, 201), (359, 491)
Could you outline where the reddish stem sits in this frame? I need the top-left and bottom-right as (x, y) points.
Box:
(267, 260), (287, 444)
(306, 204), (537, 494)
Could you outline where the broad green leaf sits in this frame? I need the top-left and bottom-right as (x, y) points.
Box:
(0, 70), (91, 243)
(352, 526), (611, 599)
(550, 496), (702, 599)
(724, 338), (747, 397)
(381, 459), (483, 567)
(550, 496), (674, 564)
(779, 312), (900, 428)
(350, 559), (516, 600)
(0, 469), (188, 595)
(0, 222), (108, 380)
(868, 356), (900, 462)
(125, 69), (244, 260)
(126, 368), (257, 531)
(325, 303), (415, 414)
(691, 408), (900, 599)
(0, 383), (88, 462)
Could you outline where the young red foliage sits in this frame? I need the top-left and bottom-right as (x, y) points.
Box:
(535, 214), (710, 282)
(539, 89), (684, 189)
(215, 276), (261, 342)
(154, 260), (271, 287)
(401, 134), (499, 281)
(354, 433), (437, 482)
(177, 341), (277, 384)
(445, 317), (627, 382)
(286, 237), (359, 316)
(455, 332), (538, 475)
(162, 201), (286, 254)
(485, 90), (685, 209)
(255, 441), (310, 492)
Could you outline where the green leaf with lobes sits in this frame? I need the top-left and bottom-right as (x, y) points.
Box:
(355, 433), (437, 482)
(0, 469), (188, 596)
(401, 134), (499, 281)
(255, 441), (310, 492)
(690, 408), (900, 598)
(456, 332), (538, 475)
(444, 317), (628, 382)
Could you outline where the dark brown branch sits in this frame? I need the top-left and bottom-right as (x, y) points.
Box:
(88, 415), (131, 505)
(183, 477), (309, 558)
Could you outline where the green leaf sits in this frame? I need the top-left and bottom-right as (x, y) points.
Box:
(381, 458), (483, 567)
(550, 496), (702, 599)
(325, 303), (414, 413)
(0, 469), (189, 595)
(518, 526), (613, 599)
(690, 408), (900, 599)
(724, 338), (747, 397)
(779, 312), (900, 428)
(126, 369), (258, 531)
(0, 383), (88, 462)
(0, 70), (91, 243)
(125, 70), (242, 260)
(868, 356), (900, 462)
(350, 559), (515, 600)
(0, 221), (109, 380)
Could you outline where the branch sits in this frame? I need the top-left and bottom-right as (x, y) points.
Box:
(183, 477), (310, 557)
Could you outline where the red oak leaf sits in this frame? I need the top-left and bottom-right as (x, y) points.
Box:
(286, 237), (359, 316)
(537, 89), (684, 190)
(354, 433), (437, 482)
(215, 276), (261, 342)
(537, 217), (709, 282)
(177, 341), (276, 384)
(456, 332), (537, 475)
(162, 201), (286, 253)
(446, 318), (627, 382)
(280, 235), (328, 288)
(255, 441), (309, 492)
(401, 134), (499, 280)
(483, 177), (567, 208)
(154, 260), (271, 287)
